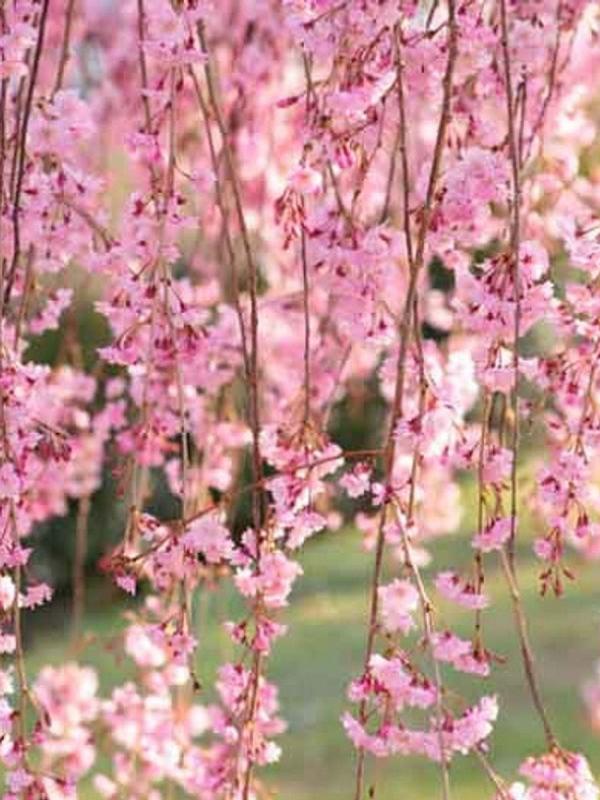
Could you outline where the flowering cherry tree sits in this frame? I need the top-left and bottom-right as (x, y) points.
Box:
(1, 0), (600, 798)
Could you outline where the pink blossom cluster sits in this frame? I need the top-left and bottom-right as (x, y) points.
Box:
(502, 750), (599, 800)
(0, 0), (600, 798)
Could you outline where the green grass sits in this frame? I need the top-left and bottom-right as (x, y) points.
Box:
(24, 491), (600, 799)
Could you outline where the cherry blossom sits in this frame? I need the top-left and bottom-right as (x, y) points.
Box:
(0, 0), (599, 797)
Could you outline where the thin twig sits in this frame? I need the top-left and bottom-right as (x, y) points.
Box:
(500, 550), (556, 748)
(4, 0), (50, 306)
(71, 495), (91, 646)
(353, 4), (457, 797)
(499, 0), (556, 749)
(197, 24), (266, 799)
(52, 0), (77, 96)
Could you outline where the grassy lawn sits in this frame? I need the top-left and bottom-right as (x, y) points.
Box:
(23, 483), (600, 799)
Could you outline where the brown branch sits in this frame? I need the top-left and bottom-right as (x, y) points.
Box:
(300, 226), (312, 426)
(525, 1), (563, 160)
(188, 67), (252, 384)
(353, 4), (458, 798)
(4, 0), (50, 306)
(394, 26), (415, 269)
(500, 550), (556, 748)
(197, 24), (264, 531)
(71, 495), (91, 646)
(196, 24), (267, 799)
(499, 0), (522, 572)
(52, 0), (77, 97)
(406, 304), (451, 799)
(499, 0), (557, 750)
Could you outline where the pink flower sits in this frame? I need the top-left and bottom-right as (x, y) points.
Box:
(448, 695), (498, 755)
(182, 515), (233, 564)
(378, 579), (419, 634)
(115, 574), (137, 596)
(369, 654), (437, 711)
(431, 630), (471, 663)
(235, 551), (303, 609)
(20, 583), (53, 609)
(341, 712), (389, 757)
(0, 464), (20, 500)
(533, 537), (556, 562)
(482, 447), (513, 485)
(519, 240), (550, 283)
(340, 463), (372, 498)
(518, 750), (599, 800)
(435, 571), (489, 610)
(288, 165), (322, 195)
(472, 517), (512, 553)
(124, 624), (166, 668)
(0, 634), (16, 654)
(0, 576), (16, 611)
(431, 632), (490, 677)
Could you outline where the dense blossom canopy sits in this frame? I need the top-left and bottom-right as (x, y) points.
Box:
(2, 0), (600, 798)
